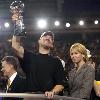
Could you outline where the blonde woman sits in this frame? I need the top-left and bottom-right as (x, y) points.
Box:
(65, 43), (95, 100)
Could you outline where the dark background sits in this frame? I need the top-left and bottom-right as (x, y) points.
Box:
(0, 0), (100, 57)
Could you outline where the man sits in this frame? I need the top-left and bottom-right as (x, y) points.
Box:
(1, 56), (26, 99)
(12, 31), (67, 99)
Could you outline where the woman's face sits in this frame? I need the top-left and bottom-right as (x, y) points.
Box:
(70, 49), (84, 63)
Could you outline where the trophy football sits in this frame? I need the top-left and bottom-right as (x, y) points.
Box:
(10, 1), (26, 36)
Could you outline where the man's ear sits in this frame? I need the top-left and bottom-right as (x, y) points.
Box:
(51, 42), (54, 48)
(10, 64), (13, 68)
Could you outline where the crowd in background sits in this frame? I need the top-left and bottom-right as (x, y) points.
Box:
(0, 36), (100, 77)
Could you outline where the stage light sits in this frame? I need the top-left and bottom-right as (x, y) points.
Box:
(66, 23), (70, 27)
(94, 20), (99, 24)
(4, 22), (10, 28)
(54, 21), (60, 26)
(37, 19), (47, 29)
(79, 20), (84, 26)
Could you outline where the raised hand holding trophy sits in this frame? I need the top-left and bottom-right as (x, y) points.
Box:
(10, 0), (26, 36)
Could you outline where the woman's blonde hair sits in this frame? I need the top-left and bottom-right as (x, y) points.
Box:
(70, 43), (89, 62)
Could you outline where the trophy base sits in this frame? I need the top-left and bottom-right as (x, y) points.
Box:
(14, 30), (26, 37)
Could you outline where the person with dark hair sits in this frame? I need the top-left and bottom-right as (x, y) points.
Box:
(1, 56), (25, 93)
(11, 31), (67, 99)
(1, 56), (26, 99)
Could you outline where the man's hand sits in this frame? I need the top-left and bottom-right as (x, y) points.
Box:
(45, 91), (55, 99)
(45, 85), (64, 99)
(12, 14), (19, 21)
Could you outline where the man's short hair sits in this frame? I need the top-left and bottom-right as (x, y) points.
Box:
(1, 56), (20, 70)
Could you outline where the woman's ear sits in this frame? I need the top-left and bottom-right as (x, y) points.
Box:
(82, 54), (85, 58)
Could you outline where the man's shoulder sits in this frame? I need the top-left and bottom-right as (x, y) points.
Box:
(48, 55), (62, 62)
(24, 49), (36, 57)
(48, 54), (59, 59)
(15, 74), (26, 81)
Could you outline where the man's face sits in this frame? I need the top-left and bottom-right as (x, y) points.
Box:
(1, 61), (12, 77)
(38, 35), (54, 49)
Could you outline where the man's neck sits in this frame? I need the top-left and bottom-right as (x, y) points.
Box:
(9, 71), (17, 78)
(39, 47), (50, 54)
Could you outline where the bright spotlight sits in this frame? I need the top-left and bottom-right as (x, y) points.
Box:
(37, 19), (47, 29)
(54, 21), (60, 26)
(79, 20), (84, 26)
(94, 20), (99, 24)
(66, 23), (70, 27)
(4, 22), (10, 28)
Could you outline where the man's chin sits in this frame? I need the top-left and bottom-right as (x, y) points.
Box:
(44, 47), (50, 50)
(44, 45), (52, 49)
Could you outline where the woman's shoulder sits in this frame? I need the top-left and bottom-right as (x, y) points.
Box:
(83, 62), (95, 73)
(69, 67), (76, 74)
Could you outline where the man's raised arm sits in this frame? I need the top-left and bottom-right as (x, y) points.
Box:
(12, 35), (24, 58)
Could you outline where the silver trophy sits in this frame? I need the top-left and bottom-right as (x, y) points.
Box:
(10, 1), (26, 36)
